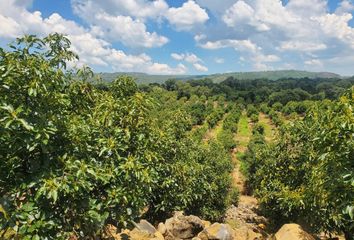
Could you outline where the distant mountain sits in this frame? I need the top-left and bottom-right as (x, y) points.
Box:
(208, 70), (342, 83)
(97, 70), (342, 84)
(97, 72), (196, 84)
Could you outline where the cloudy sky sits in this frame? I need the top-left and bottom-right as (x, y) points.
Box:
(1, 0), (354, 75)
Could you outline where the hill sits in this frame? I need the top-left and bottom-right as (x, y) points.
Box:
(97, 70), (342, 84)
(97, 72), (197, 84)
(207, 70), (342, 83)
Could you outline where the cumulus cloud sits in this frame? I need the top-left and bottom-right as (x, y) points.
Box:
(194, 0), (354, 74)
(171, 53), (185, 61)
(0, 0), (185, 74)
(171, 52), (203, 63)
(166, 0), (209, 30)
(71, 0), (169, 48)
(71, 0), (168, 20)
(336, 0), (354, 15)
(91, 13), (168, 48)
(193, 63), (208, 72)
(170, 52), (207, 72)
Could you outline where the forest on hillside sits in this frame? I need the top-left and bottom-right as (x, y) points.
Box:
(0, 35), (353, 239)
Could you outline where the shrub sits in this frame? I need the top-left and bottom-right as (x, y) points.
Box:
(253, 88), (354, 238)
(0, 34), (236, 239)
(250, 113), (259, 123)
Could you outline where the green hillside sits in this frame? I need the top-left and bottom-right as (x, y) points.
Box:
(97, 70), (342, 84)
(207, 70), (342, 83)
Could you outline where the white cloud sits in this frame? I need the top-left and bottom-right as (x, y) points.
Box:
(253, 54), (280, 63)
(336, 0), (354, 15)
(71, 0), (169, 48)
(194, 34), (206, 41)
(170, 52), (203, 63)
(92, 13), (168, 48)
(71, 0), (168, 20)
(215, 58), (224, 64)
(305, 59), (323, 66)
(199, 39), (259, 53)
(194, 0), (354, 74)
(280, 41), (327, 51)
(0, 0), (185, 74)
(314, 13), (354, 49)
(193, 63), (208, 72)
(171, 53), (185, 61)
(166, 0), (209, 30)
(0, 15), (21, 38)
(170, 52), (207, 72)
(184, 53), (202, 63)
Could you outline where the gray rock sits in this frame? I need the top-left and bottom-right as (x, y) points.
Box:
(165, 211), (204, 239)
(135, 219), (157, 234)
(198, 223), (234, 240)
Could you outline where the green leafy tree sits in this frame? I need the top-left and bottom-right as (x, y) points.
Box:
(253, 88), (354, 239)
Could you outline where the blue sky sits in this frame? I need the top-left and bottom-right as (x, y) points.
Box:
(1, 0), (354, 75)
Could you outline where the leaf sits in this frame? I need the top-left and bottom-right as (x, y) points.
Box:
(33, 234), (40, 240)
(52, 190), (58, 203)
(18, 119), (34, 131)
(0, 204), (8, 219)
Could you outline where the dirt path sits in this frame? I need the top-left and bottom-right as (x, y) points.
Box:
(231, 114), (254, 203)
(224, 114), (269, 238)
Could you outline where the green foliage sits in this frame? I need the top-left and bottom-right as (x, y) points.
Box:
(241, 127), (266, 194)
(271, 102), (283, 111)
(223, 107), (241, 133)
(259, 103), (270, 114)
(252, 124), (265, 135)
(206, 107), (224, 128)
(0, 34), (236, 239)
(246, 104), (259, 117)
(217, 129), (236, 151)
(268, 110), (283, 126)
(251, 88), (354, 237)
(282, 100), (313, 115)
(250, 113), (259, 123)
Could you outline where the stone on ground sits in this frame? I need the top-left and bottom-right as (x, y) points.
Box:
(274, 224), (315, 240)
(198, 223), (234, 240)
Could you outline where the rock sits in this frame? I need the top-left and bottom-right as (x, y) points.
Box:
(198, 223), (234, 240)
(157, 222), (167, 235)
(115, 220), (163, 240)
(275, 224), (315, 240)
(103, 224), (120, 239)
(164, 211), (204, 239)
(232, 225), (264, 240)
(121, 228), (164, 240)
(135, 219), (157, 234)
(202, 220), (211, 228)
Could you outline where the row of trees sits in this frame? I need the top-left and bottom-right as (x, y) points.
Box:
(0, 35), (237, 239)
(242, 89), (354, 239)
(143, 76), (354, 106)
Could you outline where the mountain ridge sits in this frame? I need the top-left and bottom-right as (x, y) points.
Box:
(97, 70), (343, 84)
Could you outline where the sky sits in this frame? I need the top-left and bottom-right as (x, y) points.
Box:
(1, 0), (354, 75)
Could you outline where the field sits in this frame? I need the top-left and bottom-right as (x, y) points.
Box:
(0, 34), (353, 239)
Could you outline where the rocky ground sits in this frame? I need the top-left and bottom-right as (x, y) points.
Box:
(100, 120), (346, 240)
(102, 210), (321, 240)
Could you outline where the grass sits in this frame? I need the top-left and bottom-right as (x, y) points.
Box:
(236, 113), (252, 149)
(258, 113), (275, 142)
